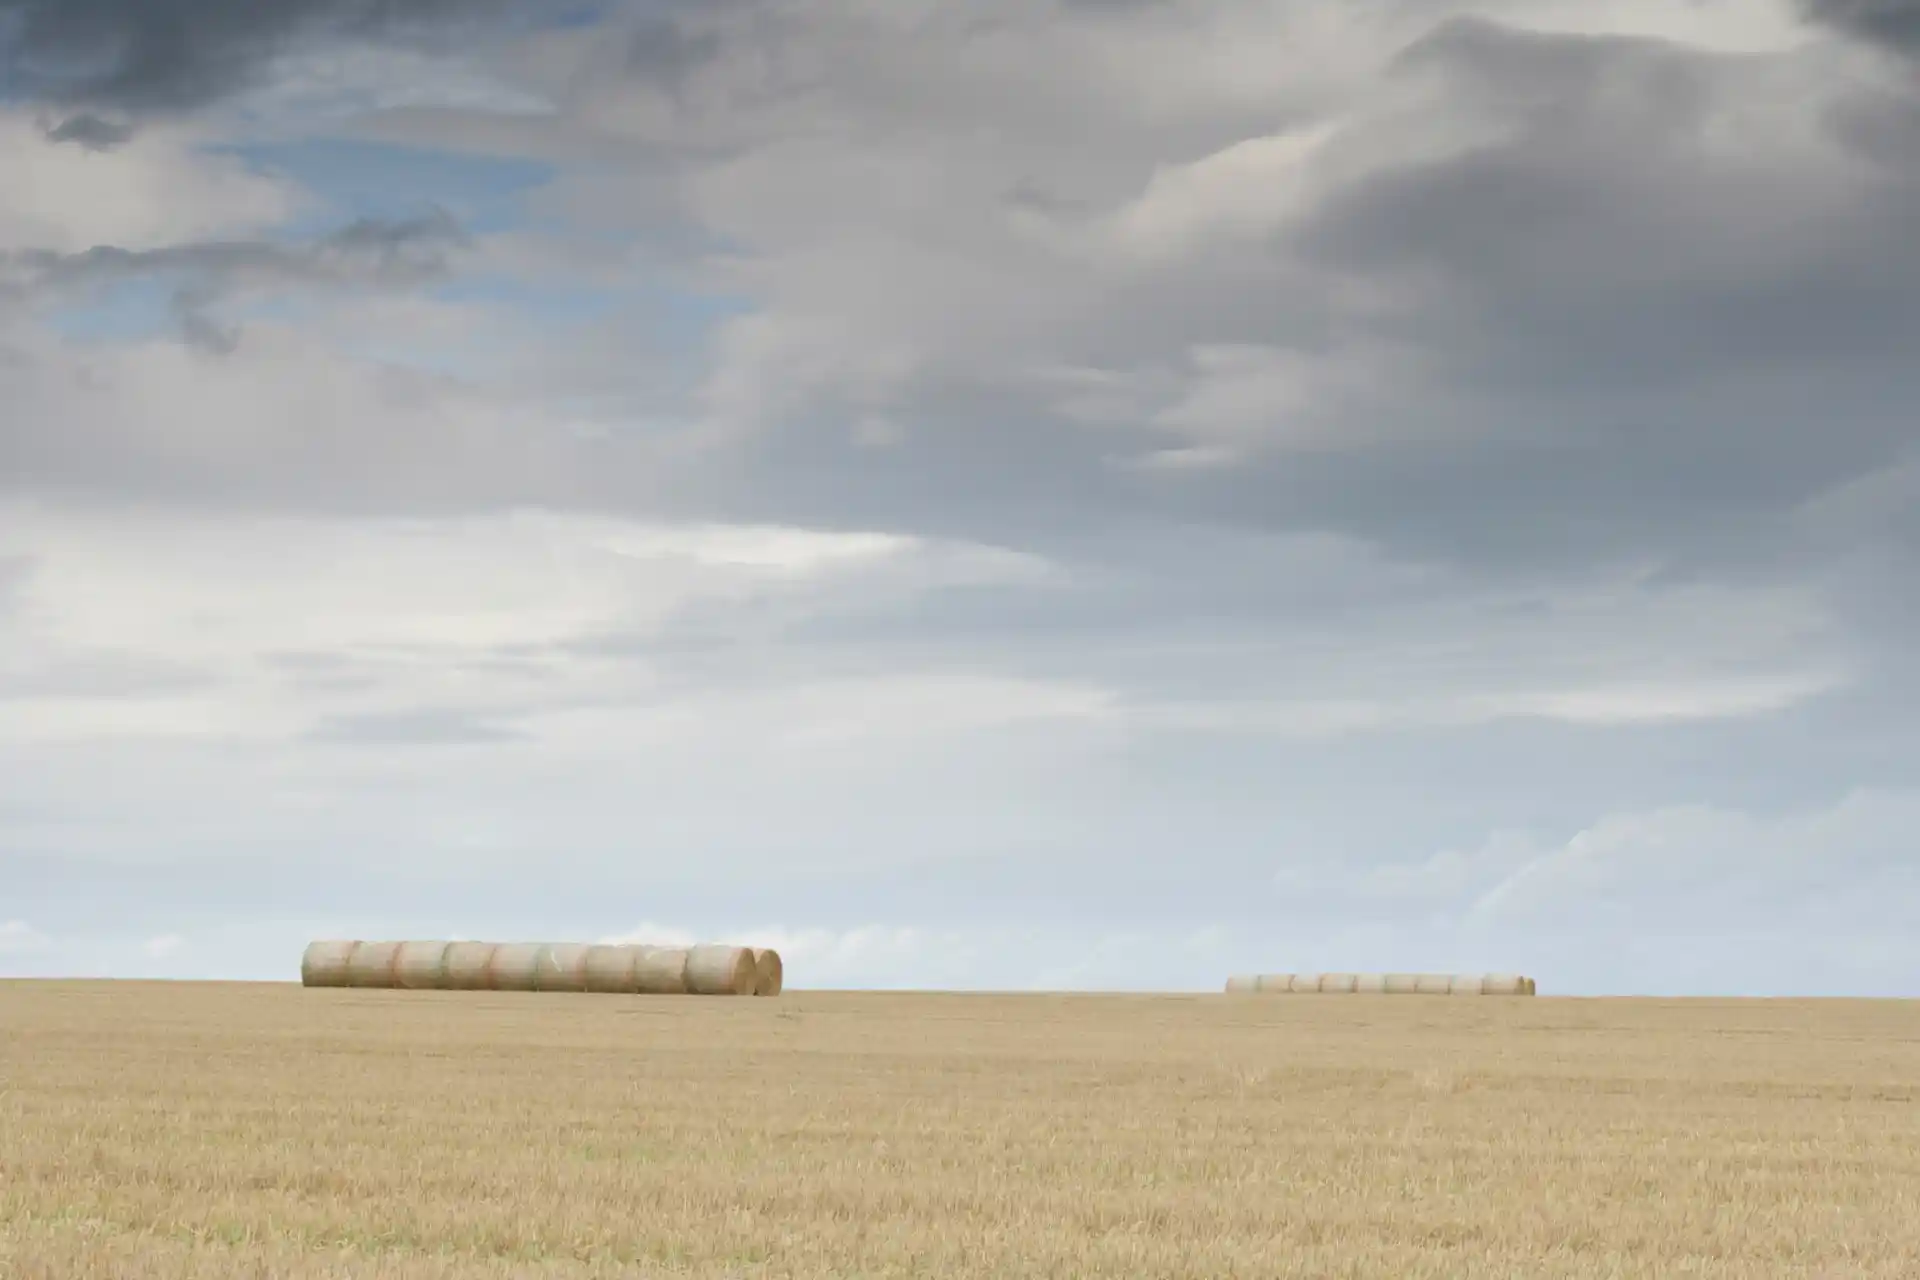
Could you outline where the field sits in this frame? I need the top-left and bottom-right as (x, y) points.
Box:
(3, 982), (1918, 1278)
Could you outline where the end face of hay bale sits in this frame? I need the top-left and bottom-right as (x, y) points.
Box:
(751, 948), (783, 997)
(633, 945), (690, 994)
(345, 941), (405, 989)
(301, 940), (358, 988)
(393, 941), (452, 990)
(685, 944), (756, 996)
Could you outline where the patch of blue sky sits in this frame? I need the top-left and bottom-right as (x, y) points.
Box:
(42, 275), (184, 346)
(219, 137), (557, 241)
(431, 276), (617, 328)
(430, 275), (750, 343)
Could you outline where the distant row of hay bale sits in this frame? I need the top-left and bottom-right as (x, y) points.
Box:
(1227, 973), (1535, 996)
(301, 940), (782, 997)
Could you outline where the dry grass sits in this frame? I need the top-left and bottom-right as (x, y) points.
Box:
(3, 982), (1919, 1278)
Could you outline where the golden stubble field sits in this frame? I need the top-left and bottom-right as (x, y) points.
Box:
(3, 982), (1918, 1278)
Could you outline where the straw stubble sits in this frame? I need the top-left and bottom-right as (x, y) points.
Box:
(5, 984), (1916, 1279)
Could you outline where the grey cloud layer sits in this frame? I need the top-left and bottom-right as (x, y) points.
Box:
(3, 207), (468, 296)
(8, 1), (1914, 723)
(1805, 0), (1920, 53)
(0, 0), (532, 111)
(4, 0), (1919, 993)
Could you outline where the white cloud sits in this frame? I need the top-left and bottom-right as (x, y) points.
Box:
(1272, 789), (1920, 942)
(1147, 341), (1439, 454)
(1483, 0), (1808, 52)
(1104, 125), (1341, 264)
(0, 919), (50, 954)
(0, 495), (1065, 748)
(0, 111), (300, 254)
(1467, 789), (1920, 928)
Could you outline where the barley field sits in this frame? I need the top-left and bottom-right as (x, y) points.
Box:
(3, 981), (1917, 1278)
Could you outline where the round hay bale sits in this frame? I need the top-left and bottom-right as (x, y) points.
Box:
(1320, 973), (1358, 994)
(1253, 974), (1293, 993)
(633, 945), (689, 994)
(345, 940), (405, 989)
(1353, 973), (1388, 993)
(1382, 973), (1421, 995)
(751, 948), (783, 997)
(536, 943), (591, 993)
(1447, 974), (1486, 996)
(442, 942), (498, 990)
(1224, 975), (1260, 994)
(393, 941), (452, 990)
(583, 944), (638, 994)
(300, 940), (357, 988)
(1415, 974), (1453, 995)
(685, 944), (756, 996)
(1523, 976), (1537, 996)
(486, 942), (546, 992)
(1289, 973), (1324, 994)
(1478, 973), (1527, 996)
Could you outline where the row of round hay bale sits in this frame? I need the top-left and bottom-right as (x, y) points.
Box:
(1224, 972), (1536, 995)
(300, 941), (783, 995)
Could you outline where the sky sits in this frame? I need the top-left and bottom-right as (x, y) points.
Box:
(2, 0), (1917, 996)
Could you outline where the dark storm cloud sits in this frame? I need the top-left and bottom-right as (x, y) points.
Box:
(0, 0), (528, 112)
(40, 111), (134, 150)
(675, 11), (1918, 584)
(1222, 15), (1920, 575)
(1803, 0), (1920, 54)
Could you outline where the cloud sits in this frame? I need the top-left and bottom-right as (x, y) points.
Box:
(5, 207), (470, 301)
(41, 112), (134, 150)
(0, 109), (299, 255)
(0, 0), (534, 113)
(0, 315), (617, 514)
(1272, 788), (1920, 944)
(303, 709), (528, 746)
(1802, 0), (1920, 54)
(3, 0), (1919, 999)
(0, 919), (50, 953)
(1466, 790), (1920, 929)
